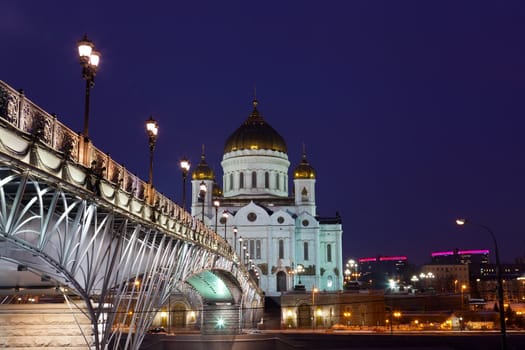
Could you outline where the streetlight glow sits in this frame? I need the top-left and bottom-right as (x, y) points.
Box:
(180, 158), (191, 209)
(146, 117), (159, 137)
(199, 181), (207, 222)
(455, 218), (466, 226)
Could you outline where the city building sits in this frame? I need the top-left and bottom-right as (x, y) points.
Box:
(190, 99), (344, 296)
(357, 255), (410, 290)
(418, 264), (469, 294)
(430, 249), (490, 265)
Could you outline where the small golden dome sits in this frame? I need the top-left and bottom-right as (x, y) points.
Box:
(294, 150), (316, 179)
(192, 148), (215, 180)
(224, 99), (287, 154)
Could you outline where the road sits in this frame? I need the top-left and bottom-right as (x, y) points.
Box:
(140, 330), (525, 350)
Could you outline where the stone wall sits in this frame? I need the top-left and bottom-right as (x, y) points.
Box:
(0, 303), (92, 349)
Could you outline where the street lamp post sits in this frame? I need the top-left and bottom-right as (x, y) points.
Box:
(180, 158), (191, 210)
(242, 245), (246, 265)
(393, 311), (402, 331)
(239, 236), (243, 259)
(233, 226), (238, 252)
(456, 218), (507, 350)
(296, 264), (304, 285)
(199, 181), (207, 223)
(222, 211), (228, 241)
(213, 199), (220, 233)
(145, 117), (159, 206)
(77, 34), (101, 141)
(461, 284), (467, 310)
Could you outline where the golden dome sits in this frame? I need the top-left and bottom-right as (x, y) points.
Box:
(224, 99), (287, 153)
(294, 150), (316, 179)
(192, 148), (215, 180)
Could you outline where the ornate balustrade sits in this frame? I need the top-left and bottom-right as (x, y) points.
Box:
(0, 80), (236, 261)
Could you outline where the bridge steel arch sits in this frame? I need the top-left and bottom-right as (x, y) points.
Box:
(0, 81), (263, 350)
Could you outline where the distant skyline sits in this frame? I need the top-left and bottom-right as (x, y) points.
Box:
(1, 1), (524, 264)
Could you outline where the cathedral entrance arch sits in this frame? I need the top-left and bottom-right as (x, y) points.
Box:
(276, 271), (287, 291)
(297, 304), (311, 328)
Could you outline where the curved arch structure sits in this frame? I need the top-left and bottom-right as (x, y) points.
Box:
(0, 81), (263, 350)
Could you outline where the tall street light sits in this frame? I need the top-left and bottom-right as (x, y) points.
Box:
(461, 284), (467, 310)
(213, 198), (220, 232)
(456, 218), (506, 350)
(199, 181), (207, 222)
(239, 236), (243, 262)
(77, 34), (101, 141)
(296, 264), (304, 285)
(233, 226), (238, 253)
(180, 158), (191, 210)
(145, 117), (158, 206)
(222, 211), (228, 240)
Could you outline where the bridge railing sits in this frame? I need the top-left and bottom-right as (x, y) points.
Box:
(0, 80), (238, 263)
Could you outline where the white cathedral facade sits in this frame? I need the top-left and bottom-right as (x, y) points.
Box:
(190, 99), (343, 296)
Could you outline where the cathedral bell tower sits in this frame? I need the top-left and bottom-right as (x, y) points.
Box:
(191, 146), (215, 223)
(293, 148), (316, 217)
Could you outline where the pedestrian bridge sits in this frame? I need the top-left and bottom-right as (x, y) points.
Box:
(0, 80), (264, 349)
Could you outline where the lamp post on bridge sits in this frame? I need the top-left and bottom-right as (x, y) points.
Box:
(180, 158), (191, 210)
(456, 218), (507, 350)
(199, 181), (207, 223)
(239, 236), (243, 263)
(145, 117), (159, 206)
(213, 198), (220, 233)
(222, 211), (228, 241)
(233, 226), (238, 253)
(77, 34), (101, 142)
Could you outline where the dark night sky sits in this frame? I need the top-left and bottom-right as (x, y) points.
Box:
(1, 1), (524, 265)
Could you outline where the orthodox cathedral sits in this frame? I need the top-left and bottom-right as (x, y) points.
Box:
(190, 99), (343, 296)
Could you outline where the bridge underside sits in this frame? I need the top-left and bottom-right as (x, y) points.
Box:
(0, 158), (262, 349)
